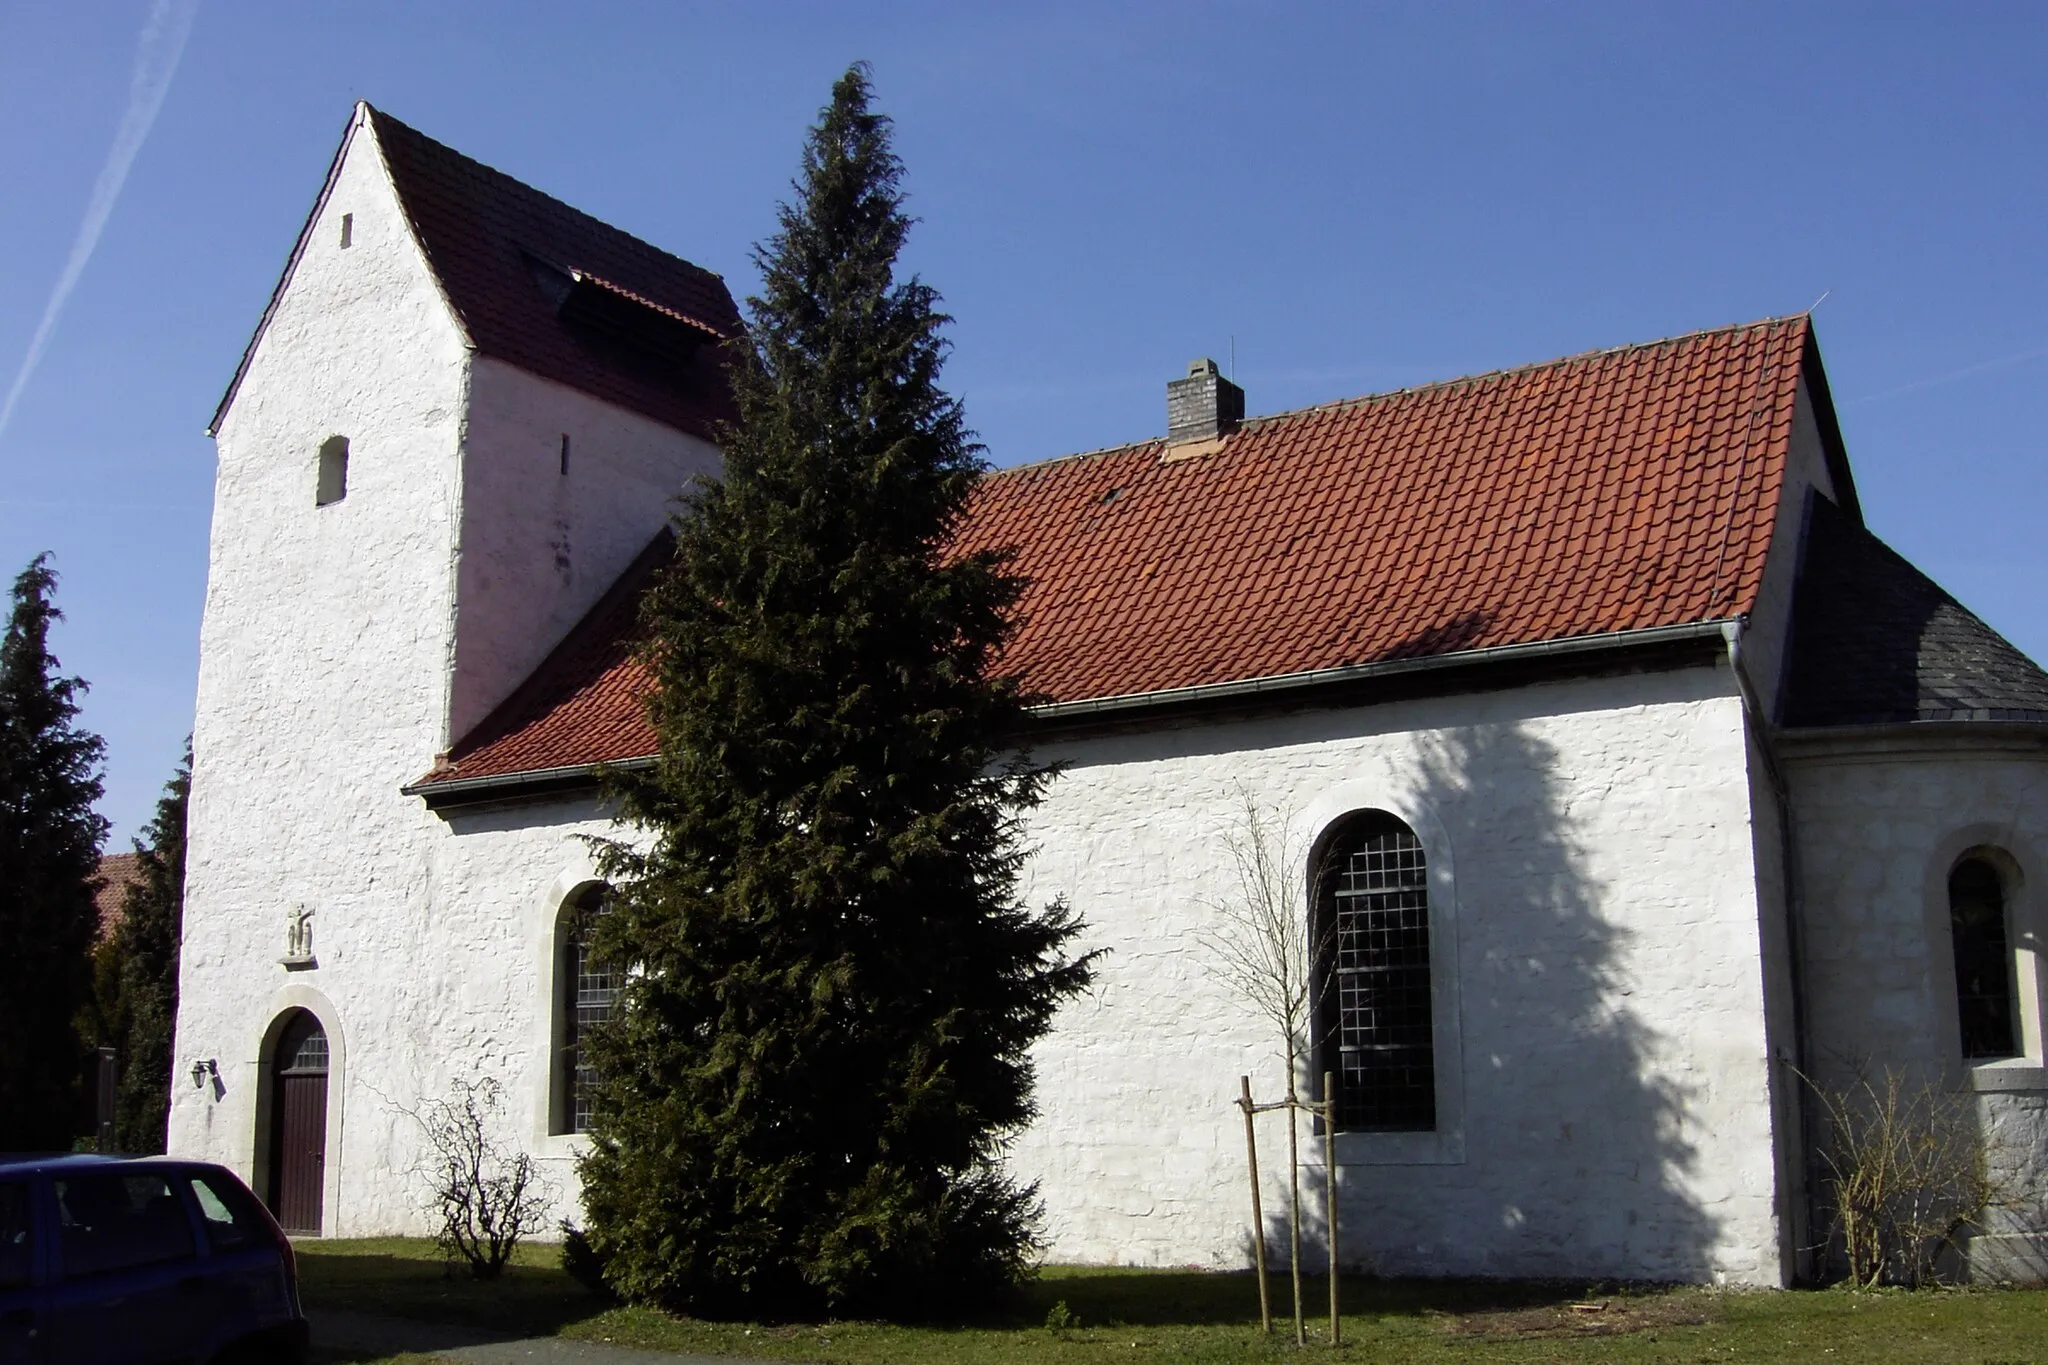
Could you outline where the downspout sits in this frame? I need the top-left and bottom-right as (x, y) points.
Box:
(1722, 618), (1816, 1284)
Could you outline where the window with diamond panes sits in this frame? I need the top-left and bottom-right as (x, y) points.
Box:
(556, 887), (620, 1134)
(1317, 812), (1435, 1131)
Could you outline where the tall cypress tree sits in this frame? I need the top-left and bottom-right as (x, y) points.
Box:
(0, 554), (108, 1149)
(577, 66), (1096, 1318)
(93, 742), (189, 1153)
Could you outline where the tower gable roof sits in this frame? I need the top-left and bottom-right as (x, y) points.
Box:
(211, 103), (742, 439)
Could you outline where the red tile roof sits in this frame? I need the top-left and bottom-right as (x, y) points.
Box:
(94, 852), (143, 941)
(964, 316), (1808, 704)
(416, 316), (1814, 790)
(214, 104), (743, 439)
(414, 532), (673, 787)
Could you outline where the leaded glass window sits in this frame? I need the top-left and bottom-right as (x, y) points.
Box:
(1951, 856), (2017, 1060)
(1318, 812), (1436, 1131)
(556, 887), (620, 1134)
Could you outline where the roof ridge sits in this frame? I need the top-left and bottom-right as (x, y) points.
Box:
(983, 313), (1810, 482)
(363, 103), (731, 291)
(1241, 313), (1810, 428)
(986, 436), (1163, 479)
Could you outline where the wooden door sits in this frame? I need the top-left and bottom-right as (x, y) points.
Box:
(269, 1012), (328, 1235)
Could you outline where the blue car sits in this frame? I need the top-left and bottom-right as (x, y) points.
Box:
(0, 1154), (308, 1365)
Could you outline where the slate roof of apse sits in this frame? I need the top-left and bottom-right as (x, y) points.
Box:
(1782, 494), (2048, 726)
(212, 104), (742, 439)
(93, 852), (142, 941)
(416, 315), (1819, 788)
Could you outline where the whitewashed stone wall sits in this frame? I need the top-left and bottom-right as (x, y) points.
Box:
(448, 359), (719, 743)
(171, 110), (711, 1236)
(1785, 730), (2048, 1279)
(174, 107), (471, 1229)
(1011, 663), (1790, 1284)
(309, 795), (627, 1234)
(182, 580), (1794, 1284)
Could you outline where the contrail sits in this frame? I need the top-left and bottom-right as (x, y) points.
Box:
(0, 0), (200, 442)
(1849, 344), (2048, 406)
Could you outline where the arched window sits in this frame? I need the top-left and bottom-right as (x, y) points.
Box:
(552, 885), (620, 1135)
(1315, 810), (1436, 1132)
(1950, 855), (2018, 1059)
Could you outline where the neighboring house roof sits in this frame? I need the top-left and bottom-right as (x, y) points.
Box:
(93, 852), (143, 941)
(1782, 494), (2048, 726)
(412, 315), (1826, 795)
(213, 103), (742, 440)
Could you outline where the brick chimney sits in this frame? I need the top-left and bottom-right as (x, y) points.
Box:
(1166, 358), (1244, 444)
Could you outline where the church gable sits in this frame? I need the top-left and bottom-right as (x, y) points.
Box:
(208, 104), (466, 442)
(212, 102), (742, 443)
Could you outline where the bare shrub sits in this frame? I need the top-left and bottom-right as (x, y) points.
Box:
(1200, 785), (1318, 1081)
(412, 1077), (554, 1279)
(1807, 1063), (2003, 1286)
(1201, 785), (1339, 1343)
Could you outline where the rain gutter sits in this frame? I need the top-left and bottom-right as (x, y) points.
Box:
(1028, 618), (1735, 722)
(407, 618), (1733, 811)
(402, 755), (653, 806)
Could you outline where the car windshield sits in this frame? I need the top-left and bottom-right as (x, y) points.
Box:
(54, 1172), (195, 1278)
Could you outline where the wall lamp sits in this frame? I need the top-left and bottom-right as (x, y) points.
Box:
(189, 1058), (219, 1089)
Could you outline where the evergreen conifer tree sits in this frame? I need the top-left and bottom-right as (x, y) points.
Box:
(93, 742), (189, 1153)
(577, 66), (1096, 1317)
(0, 554), (108, 1149)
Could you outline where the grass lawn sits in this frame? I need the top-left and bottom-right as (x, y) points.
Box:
(298, 1237), (2048, 1363)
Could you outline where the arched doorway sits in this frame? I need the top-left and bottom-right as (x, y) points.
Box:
(266, 1009), (329, 1235)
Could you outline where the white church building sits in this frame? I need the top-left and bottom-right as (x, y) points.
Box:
(170, 103), (2048, 1286)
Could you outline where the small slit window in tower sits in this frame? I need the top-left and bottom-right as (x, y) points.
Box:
(559, 433), (570, 476)
(339, 213), (353, 249)
(316, 436), (349, 506)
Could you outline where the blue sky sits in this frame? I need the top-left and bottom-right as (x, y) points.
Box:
(1, 2), (2043, 844)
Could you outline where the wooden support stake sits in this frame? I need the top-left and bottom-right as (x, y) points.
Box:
(1324, 1070), (1340, 1347)
(1287, 1086), (1304, 1347)
(1238, 1076), (1271, 1334)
